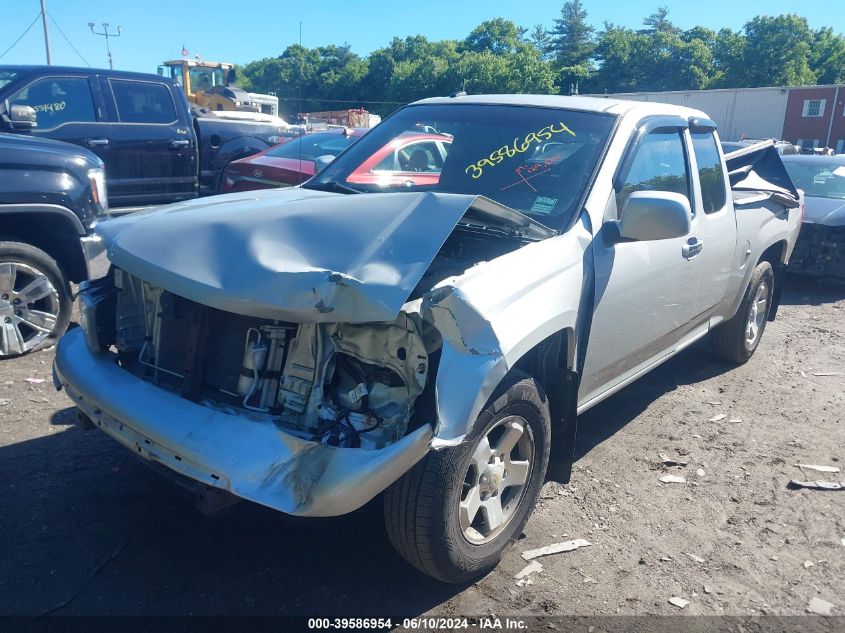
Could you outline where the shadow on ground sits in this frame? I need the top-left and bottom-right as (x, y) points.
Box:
(0, 277), (836, 616)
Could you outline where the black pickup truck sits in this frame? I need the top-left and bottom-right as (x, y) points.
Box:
(0, 65), (289, 208)
(0, 132), (109, 357)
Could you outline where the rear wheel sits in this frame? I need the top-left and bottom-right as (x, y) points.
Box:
(0, 241), (71, 358)
(384, 371), (550, 583)
(711, 261), (774, 364)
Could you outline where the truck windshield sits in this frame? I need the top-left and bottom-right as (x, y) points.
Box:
(307, 103), (615, 228)
(266, 132), (360, 162)
(783, 159), (845, 200)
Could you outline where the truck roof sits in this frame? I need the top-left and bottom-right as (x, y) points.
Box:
(413, 93), (709, 120)
(0, 64), (177, 84)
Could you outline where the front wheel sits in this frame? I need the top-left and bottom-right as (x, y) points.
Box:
(0, 241), (71, 358)
(384, 371), (550, 583)
(711, 260), (774, 364)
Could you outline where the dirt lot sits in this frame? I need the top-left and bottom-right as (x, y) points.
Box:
(0, 275), (842, 618)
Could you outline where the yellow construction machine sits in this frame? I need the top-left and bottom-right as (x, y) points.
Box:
(158, 59), (278, 116)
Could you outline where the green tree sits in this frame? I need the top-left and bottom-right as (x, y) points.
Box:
(528, 24), (553, 59)
(811, 27), (845, 84)
(463, 18), (523, 55)
(548, 1), (596, 92)
(742, 15), (816, 86)
(710, 28), (746, 87)
(640, 7), (681, 36)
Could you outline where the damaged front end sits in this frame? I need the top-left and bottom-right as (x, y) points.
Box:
(56, 189), (550, 515)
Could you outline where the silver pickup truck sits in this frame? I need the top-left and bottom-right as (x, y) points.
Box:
(53, 95), (802, 583)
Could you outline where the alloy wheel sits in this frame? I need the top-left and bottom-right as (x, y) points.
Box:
(459, 415), (534, 544)
(745, 280), (769, 350)
(0, 262), (60, 356)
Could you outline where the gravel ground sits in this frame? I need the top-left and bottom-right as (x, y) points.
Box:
(0, 274), (842, 618)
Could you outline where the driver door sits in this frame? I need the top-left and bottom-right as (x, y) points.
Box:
(580, 123), (708, 407)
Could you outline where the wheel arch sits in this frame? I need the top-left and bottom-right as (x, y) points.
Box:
(757, 239), (788, 322)
(0, 207), (87, 283)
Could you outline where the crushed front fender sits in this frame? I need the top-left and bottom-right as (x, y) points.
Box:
(53, 327), (432, 517)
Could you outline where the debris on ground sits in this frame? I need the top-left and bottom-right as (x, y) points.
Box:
(705, 401), (722, 406)
(522, 539), (591, 561)
(812, 371), (845, 377)
(696, 468), (706, 477)
(807, 597), (836, 616)
(669, 597), (690, 609)
(729, 417), (742, 423)
(789, 480), (843, 490)
(659, 453), (689, 467)
(803, 560), (815, 569)
(659, 475), (686, 484)
(684, 552), (705, 563)
(514, 560), (543, 584)
(794, 464), (841, 474)
(24, 377), (45, 384)
(0, 399), (10, 407)
(708, 414), (727, 422)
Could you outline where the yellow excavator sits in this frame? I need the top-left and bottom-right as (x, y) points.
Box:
(158, 59), (278, 116)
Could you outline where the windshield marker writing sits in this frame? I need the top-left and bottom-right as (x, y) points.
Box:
(466, 122), (576, 179)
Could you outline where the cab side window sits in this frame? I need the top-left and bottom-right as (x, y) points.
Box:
(617, 129), (690, 212)
(691, 131), (728, 213)
(10, 77), (96, 129)
(110, 79), (177, 124)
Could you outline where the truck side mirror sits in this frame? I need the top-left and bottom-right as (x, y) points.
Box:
(616, 191), (691, 241)
(7, 104), (37, 130)
(314, 154), (335, 173)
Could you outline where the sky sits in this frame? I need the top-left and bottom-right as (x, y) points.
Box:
(2, 0), (844, 73)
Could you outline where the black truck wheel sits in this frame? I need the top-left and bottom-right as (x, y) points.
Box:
(0, 241), (71, 358)
(711, 261), (774, 364)
(384, 371), (551, 583)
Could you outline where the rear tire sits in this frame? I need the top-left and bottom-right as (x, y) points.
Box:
(712, 261), (774, 364)
(0, 241), (71, 358)
(384, 371), (551, 583)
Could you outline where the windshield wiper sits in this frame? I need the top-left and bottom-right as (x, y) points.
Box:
(302, 180), (362, 195)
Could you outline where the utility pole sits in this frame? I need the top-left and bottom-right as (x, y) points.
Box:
(40, 0), (51, 64)
(88, 22), (122, 69)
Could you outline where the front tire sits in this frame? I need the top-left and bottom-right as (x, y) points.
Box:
(711, 260), (774, 364)
(384, 371), (551, 583)
(0, 241), (71, 358)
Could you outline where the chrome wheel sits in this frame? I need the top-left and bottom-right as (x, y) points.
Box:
(745, 280), (769, 349)
(459, 415), (534, 544)
(0, 262), (60, 357)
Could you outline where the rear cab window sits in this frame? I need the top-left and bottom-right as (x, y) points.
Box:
(691, 131), (728, 213)
(109, 79), (178, 124)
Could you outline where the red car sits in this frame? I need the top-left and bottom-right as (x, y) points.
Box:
(346, 130), (451, 187)
(220, 128), (369, 193)
(221, 128), (451, 193)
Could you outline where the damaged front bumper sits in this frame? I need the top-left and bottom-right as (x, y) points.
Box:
(53, 327), (433, 517)
(788, 223), (845, 280)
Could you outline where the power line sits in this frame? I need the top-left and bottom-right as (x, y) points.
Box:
(47, 12), (91, 67)
(0, 13), (41, 60)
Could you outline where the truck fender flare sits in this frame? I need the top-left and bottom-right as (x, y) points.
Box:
(0, 203), (86, 236)
(0, 203), (86, 235)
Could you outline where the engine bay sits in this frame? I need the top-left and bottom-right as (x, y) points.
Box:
(108, 222), (529, 450)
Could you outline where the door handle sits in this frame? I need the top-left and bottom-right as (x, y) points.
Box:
(86, 138), (109, 147)
(682, 237), (704, 259)
(170, 139), (191, 149)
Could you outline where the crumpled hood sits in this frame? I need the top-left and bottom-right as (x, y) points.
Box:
(803, 196), (845, 227)
(97, 188), (532, 323)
